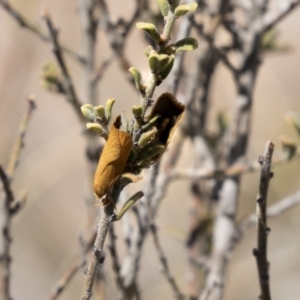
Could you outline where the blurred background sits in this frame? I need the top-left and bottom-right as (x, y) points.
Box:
(0, 0), (300, 299)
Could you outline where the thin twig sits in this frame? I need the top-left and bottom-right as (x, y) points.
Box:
(0, 98), (35, 299)
(79, 0), (99, 105)
(0, 166), (14, 300)
(167, 5), (194, 95)
(92, 55), (114, 85)
(80, 183), (122, 300)
(120, 131), (186, 294)
(97, 0), (141, 89)
(7, 96), (36, 177)
(80, 207), (113, 300)
(107, 224), (125, 293)
(42, 10), (84, 123)
(237, 189), (300, 241)
(253, 141), (274, 300)
(258, 0), (300, 33)
(0, 0), (86, 64)
(169, 149), (300, 181)
(150, 224), (185, 300)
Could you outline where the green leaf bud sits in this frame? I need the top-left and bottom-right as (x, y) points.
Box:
(132, 105), (143, 118)
(148, 53), (170, 74)
(144, 45), (156, 57)
(142, 115), (160, 132)
(174, 3), (198, 17)
(81, 104), (95, 121)
(135, 141), (165, 164)
(285, 111), (300, 135)
(94, 105), (105, 120)
(138, 127), (158, 148)
(280, 135), (298, 160)
(175, 37), (198, 53)
(136, 22), (161, 44)
(160, 54), (175, 80)
(129, 67), (143, 91)
(86, 123), (104, 135)
(105, 98), (116, 122)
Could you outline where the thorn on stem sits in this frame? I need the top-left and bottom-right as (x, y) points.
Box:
(253, 248), (259, 257)
(256, 197), (263, 204)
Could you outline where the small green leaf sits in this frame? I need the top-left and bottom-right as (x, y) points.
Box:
(105, 98), (116, 122)
(280, 135), (298, 160)
(132, 105), (143, 118)
(86, 123), (104, 135)
(148, 53), (170, 74)
(148, 54), (161, 73)
(285, 111), (300, 135)
(81, 104), (95, 121)
(138, 127), (157, 148)
(174, 3), (198, 17)
(136, 22), (161, 44)
(175, 37), (198, 53)
(94, 105), (105, 120)
(160, 55), (172, 72)
(160, 55), (175, 80)
(142, 115), (160, 132)
(135, 141), (165, 163)
(115, 191), (144, 220)
(129, 67), (143, 91)
(41, 62), (64, 93)
(144, 45), (155, 57)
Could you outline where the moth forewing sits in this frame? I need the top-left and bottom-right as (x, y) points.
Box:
(93, 116), (133, 203)
(147, 92), (185, 162)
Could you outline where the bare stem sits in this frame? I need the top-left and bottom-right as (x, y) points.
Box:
(0, 166), (14, 300)
(79, 0), (98, 105)
(80, 205), (114, 300)
(169, 149), (300, 181)
(42, 11), (84, 123)
(0, 98), (35, 300)
(7, 97), (36, 178)
(150, 224), (185, 300)
(80, 182), (122, 300)
(254, 141), (274, 300)
(108, 224), (125, 293)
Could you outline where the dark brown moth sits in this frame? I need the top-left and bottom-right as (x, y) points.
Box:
(147, 92), (185, 162)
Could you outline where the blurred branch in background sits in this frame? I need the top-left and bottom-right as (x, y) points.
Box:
(0, 97), (35, 300)
(0, 0), (86, 64)
(150, 223), (185, 300)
